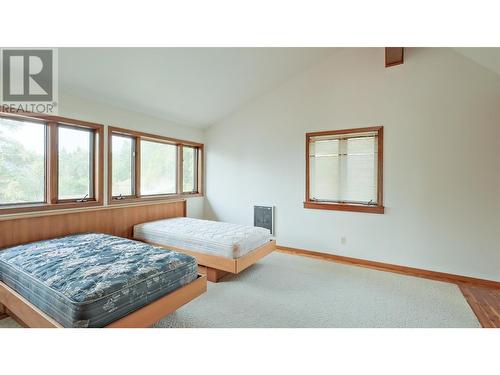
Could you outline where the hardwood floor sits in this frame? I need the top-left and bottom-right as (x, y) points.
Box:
(459, 284), (500, 328)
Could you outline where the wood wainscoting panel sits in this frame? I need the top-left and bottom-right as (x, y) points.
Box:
(0, 200), (187, 249)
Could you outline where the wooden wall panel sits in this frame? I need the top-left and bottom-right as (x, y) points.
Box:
(0, 200), (186, 249)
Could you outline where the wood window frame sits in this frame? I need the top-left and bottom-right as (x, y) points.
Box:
(0, 110), (104, 215)
(108, 126), (204, 205)
(55, 123), (99, 203)
(0, 113), (48, 208)
(304, 126), (384, 214)
(109, 133), (137, 199)
(181, 144), (200, 195)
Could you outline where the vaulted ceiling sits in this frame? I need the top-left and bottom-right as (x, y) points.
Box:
(59, 48), (500, 129)
(453, 48), (500, 76)
(59, 48), (334, 128)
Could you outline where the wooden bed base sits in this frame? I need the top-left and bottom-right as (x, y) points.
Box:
(0, 200), (211, 327)
(142, 240), (276, 282)
(0, 275), (206, 328)
(0, 302), (7, 320)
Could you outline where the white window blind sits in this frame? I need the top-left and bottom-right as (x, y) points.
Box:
(309, 131), (378, 205)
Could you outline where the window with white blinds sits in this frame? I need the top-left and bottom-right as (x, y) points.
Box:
(306, 127), (383, 213)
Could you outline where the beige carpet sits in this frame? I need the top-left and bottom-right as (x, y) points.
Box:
(0, 252), (480, 328)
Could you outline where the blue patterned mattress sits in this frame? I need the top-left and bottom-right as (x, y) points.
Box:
(0, 233), (198, 328)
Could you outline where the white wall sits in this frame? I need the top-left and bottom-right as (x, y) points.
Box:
(58, 92), (204, 218)
(204, 48), (500, 281)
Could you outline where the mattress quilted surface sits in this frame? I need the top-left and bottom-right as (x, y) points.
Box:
(134, 217), (271, 259)
(0, 233), (197, 328)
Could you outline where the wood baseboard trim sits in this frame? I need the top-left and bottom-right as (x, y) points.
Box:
(276, 246), (500, 289)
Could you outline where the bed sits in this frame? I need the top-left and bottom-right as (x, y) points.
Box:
(134, 217), (276, 282)
(0, 233), (207, 328)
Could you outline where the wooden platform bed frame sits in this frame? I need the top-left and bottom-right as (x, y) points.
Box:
(0, 200), (207, 328)
(143, 240), (277, 282)
(0, 275), (206, 328)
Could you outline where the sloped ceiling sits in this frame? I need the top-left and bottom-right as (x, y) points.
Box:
(59, 48), (335, 128)
(453, 48), (500, 76)
(59, 48), (500, 129)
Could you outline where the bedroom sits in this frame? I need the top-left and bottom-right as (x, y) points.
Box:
(1, 2), (498, 374)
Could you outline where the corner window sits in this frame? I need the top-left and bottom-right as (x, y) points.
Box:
(305, 126), (384, 214)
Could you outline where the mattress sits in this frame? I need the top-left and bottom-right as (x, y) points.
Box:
(134, 217), (271, 259)
(0, 233), (198, 328)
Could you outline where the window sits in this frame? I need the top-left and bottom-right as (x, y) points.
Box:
(305, 126), (384, 214)
(140, 140), (177, 195)
(0, 112), (104, 214)
(182, 145), (198, 193)
(58, 126), (95, 200)
(111, 135), (135, 197)
(108, 127), (203, 203)
(0, 116), (46, 205)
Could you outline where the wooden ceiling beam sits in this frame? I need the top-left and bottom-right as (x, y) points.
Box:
(385, 47), (404, 67)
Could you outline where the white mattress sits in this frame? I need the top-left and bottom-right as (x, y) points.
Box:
(133, 217), (271, 259)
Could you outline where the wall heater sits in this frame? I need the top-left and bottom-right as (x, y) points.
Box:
(254, 205), (274, 235)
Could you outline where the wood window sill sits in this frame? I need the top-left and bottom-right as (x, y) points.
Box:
(108, 193), (203, 205)
(0, 201), (103, 215)
(303, 201), (384, 214)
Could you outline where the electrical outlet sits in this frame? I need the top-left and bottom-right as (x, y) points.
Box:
(340, 236), (347, 245)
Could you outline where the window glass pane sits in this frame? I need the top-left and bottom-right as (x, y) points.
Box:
(310, 139), (340, 201)
(343, 137), (377, 203)
(140, 140), (176, 195)
(58, 126), (92, 200)
(313, 139), (339, 156)
(112, 135), (134, 196)
(309, 135), (377, 204)
(0, 117), (45, 204)
(183, 146), (197, 193)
